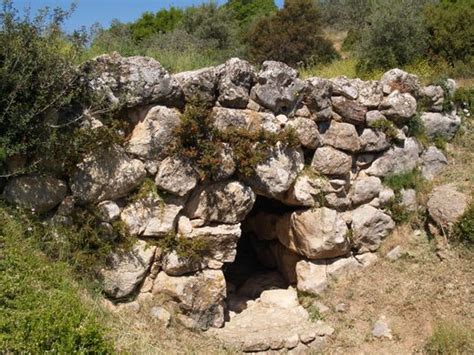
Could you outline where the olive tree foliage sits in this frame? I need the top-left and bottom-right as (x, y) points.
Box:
(424, 0), (474, 68)
(130, 7), (184, 42)
(316, 0), (372, 30)
(225, 0), (277, 29)
(355, 0), (431, 74)
(0, 1), (87, 171)
(246, 0), (339, 67)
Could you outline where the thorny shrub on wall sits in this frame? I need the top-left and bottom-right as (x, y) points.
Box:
(170, 103), (300, 180)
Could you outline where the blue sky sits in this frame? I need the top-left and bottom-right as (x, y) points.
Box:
(13, 0), (284, 31)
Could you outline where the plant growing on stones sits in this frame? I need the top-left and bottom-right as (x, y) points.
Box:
(297, 291), (323, 322)
(453, 201), (474, 247)
(383, 169), (425, 193)
(368, 118), (399, 141)
(157, 232), (210, 262)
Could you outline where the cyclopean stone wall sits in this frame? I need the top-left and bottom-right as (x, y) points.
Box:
(2, 53), (461, 331)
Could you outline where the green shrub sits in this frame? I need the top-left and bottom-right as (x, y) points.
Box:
(355, 0), (429, 74)
(406, 113), (428, 145)
(368, 118), (399, 141)
(453, 202), (474, 247)
(386, 197), (412, 224)
(424, 0), (474, 68)
(0, 206), (111, 352)
(245, 0), (339, 67)
(453, 87), (474, 112)
(383, 169), (425, 193)
(425, 321), (474, 354)
(0, 1), (86, 171)
(297, 292), (323, 322)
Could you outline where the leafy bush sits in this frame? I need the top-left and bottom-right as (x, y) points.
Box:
(368, 119), (399, 141)
(130, 7), (184, 42)
(226, 0), (277, 30)
(383, 169), (425, 193)
(425, 321), (474, 354)
(0, 206), (111, 352)
(424, 0), (474, 68)
(355, 0), (429, 74)
(453, 202), (474, 246)
(171, 103), (300, 180)
(245, 0), (339, 67)
(0, 1), (86, 171)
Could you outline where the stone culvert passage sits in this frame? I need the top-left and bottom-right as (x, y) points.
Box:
(1, 53), (461, 351)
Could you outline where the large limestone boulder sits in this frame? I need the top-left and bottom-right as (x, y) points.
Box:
(303, 77), (333, 120)
(282, 173), (331, 207)
(322, 121), (360, 152)
(331, 96), (367, 125)
(353, 79), (383, 108)
(380, 68), (421, 97)
(155, 157), (199, 196)
(421, 112), (461, 140)
(246, 143), (304, 199)
(286, 116), (321, 149)
(352, 205), (395, 252)
(379, 91), (417, 124)
(211, 107), (281, 134)
(366, 137), (421, 177)
(281, 207), (350, 259)
(174, 67), (217, 106)
(3, 175), (67, 213)
(250, 61), (305, 114)
(296, 260), (327, 294)
(360, 128), (391, 152)
(83, 53), (182, 108)
(311, 146), (352, 176)
(153, 269), (226, 330)
(120, 196), (183, 237)
(349, 176), (383, 206)
(421, 146), (448, 180)
(217, 58), (256, 109)
(427, 185), (468, 230)
(421, 85), (444, 112)
(126, 105), (181, 160)
(330, 76), (359, 99)
(100, 240), (156, 299)
(189, 223), (242, 267)
(71, 145), (146, 204)
(184, 181), (255, 224)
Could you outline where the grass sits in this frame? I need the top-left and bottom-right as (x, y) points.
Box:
(383, 169), (425, 193)
(297, 291), (324, 322)
(0, 206), (112, 353)
(424, 321), (474, 354)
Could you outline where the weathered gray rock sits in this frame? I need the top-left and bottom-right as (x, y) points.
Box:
(365, 110), (387, 126)
(324, 192), (351, 210)
(296, 260), (327, 294)
(421, 112), (461, 140)
(331, 96), (367, 125)
(97, 200), (121, 222)
(282, 173), (331, 207)
(312, 146), (352, 176)
(281, 207), (350, 259)
(372, 316), (393, 340)
(354, 79), (383, 108)
(352, 205), (395, 252)
(251, 61), (305, 114)
(421, 85), (444, 112)
(150, 306), (171, 327)
(421, 146), (448, 180)
(386, 245), (403, 261)
(101, 240), (156, 299)
(217, 58), (256, 109)
(212, 144), (236, 181)
(286, 117), (321, 149)
(184, 181), (255, 224)
(211, 107), (281, 134)
(360, 128), (391, 152)
(381, 68), (421, 97)
(3, 175), (67, 213)
(153, 269), (226, 330)
(162, 250), (202, 276)
(174, 67), (217, 106)
(247, 143), (304, 199)
(127, 105), (181, 160)
(120, 196), (183, 237)
(189, 223), (242, 265)
(322, 121), (360, 152)
(303, 77), (333, 120)
(366, 137), (421, 177)
(349, 176), (383, 205)
(400, 188), (418, 212)
(83, 53), (182, 108)
(379, 91), (417, 124)
(427, 185), (468, 230)
(71, 145), (146, 204)
(155, 157), (199, 196)
(330, 77), (358, 99)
